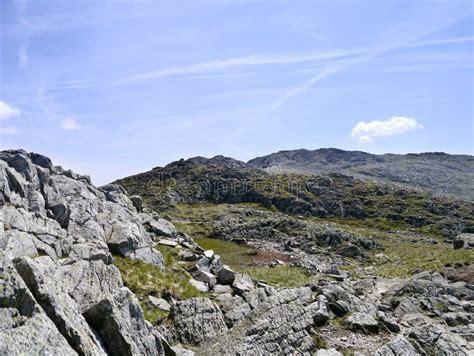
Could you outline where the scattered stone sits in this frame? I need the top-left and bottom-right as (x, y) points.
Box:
(232, 273), (255, 296)
(148, 296), (171, 312)
(316, 349), (343, 356)
(203, 250), (215, 259)
(345, 312), (379, 333)
(312, 295), (330, 326)
(453, 233), (474, 249)
(378, 311), (400, 333)
(178, 250), (197, 261)
(193, 270), (217, 289)
(189, 278), (209, 292)
(217, 265), (236, 285)
(158, 239), (179, 247)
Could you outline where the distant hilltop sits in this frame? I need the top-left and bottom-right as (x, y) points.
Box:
(246, 148), (474, 200)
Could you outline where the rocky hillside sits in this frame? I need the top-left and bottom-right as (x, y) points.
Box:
(2, 150), (473, 355)
(247, 148), (474, 200)
(116, 157), (474, 237)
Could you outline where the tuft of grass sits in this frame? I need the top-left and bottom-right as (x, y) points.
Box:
(140, 301), (170, 323)
(114, 255), (201, 303)
(434, 301), (449, 313)
(155, 244), (180, 267)
(312, 334), (328, 349)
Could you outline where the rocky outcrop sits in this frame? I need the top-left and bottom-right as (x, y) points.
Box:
(0, 150), (165, 355)
(168, 298), (228, 344)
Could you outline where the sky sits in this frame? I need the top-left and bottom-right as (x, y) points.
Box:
(0, 0), (473, 185)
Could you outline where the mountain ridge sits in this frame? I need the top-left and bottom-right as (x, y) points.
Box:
(246, 148), (474, 200)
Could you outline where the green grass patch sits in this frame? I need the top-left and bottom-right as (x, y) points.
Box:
(114, 255), (200, 300)
(140, 301), (170, 323)
(369, 235), (474, 278)
(241, 265), (311, 288)
(195, 236), (312, 288)
(195, 236), (254, 267)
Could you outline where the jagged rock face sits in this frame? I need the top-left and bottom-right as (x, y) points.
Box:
(0, 150), (165, 355)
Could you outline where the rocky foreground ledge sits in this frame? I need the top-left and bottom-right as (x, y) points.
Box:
(0, 150), (472, 355)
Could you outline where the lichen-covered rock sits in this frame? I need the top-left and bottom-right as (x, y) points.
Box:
(408, 324), (470, 355)
(199, 288), (317, 355)
(169, 298), (228, 344)
(374, 336), (420, 356)
(216, 293), (252, 327)
(345, 312), (379, 333)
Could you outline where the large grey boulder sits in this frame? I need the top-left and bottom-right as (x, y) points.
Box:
(199, 287), (317, 355)
(453, 233), (474, 249)
(345, 312), (379, 333)
(14, 256), (108, 355)
(408, 324), (470, 355)
(58, 259), (123, 309)
(83, 287), (165, 356)
(374, 336), (420, 356)
(169, 298), (228, 344)
(144, 216), (177, 237)
(216, 293), (252, 327)
(312, 294), (330, 326)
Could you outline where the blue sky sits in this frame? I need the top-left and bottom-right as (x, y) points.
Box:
(1, 0), (473, 185)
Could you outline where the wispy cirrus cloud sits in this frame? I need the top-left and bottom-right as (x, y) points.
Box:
(114, 35), (474, 88)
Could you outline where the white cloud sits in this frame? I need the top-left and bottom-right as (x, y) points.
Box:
(0, 100), (20, 120)
(358, 135), (373, 144)
(61, 118), (82, 131)
(351, 116), (423, 142)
